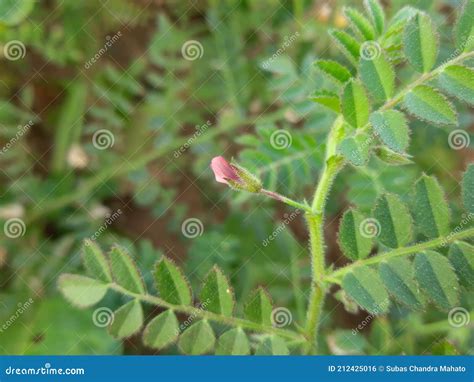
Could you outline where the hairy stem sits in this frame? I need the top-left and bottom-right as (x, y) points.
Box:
(260, 189), (312, 213)
(325, 226), (474, 284)
(109, 283), (305, 342)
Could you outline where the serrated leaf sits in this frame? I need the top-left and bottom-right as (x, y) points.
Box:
(360, 53), (394, 102)
(342, 266), (390, 314)
(403, 12), (438, 72)
(414, 252), (459, 311)
(255, 336), (289, 355)
(379, 258), (424, 309)
(313, 60), (352, 83)
(439, 65), (474, 105)
(448, 242), (474, 288)
(109, 246), (145, 294)
(373, 194), (413, 248)
(462, 164), (474, 213)
(178, 320), (215, 355)
(215, 328), (250, 355)
(344, 7), (375, 40)
(329, 29), (360, 65)
(109, 300), (143, 339)
(309, 90), (340, 112)
(339, 133), (370, 166)
(413, 175), (450, 238)
(454, 0), (474, 51)
(83, 240), (112, 283)
(341, 80), (370, 129)
(364, 0), (385, 36)
(244, 287), (273, 326)
(370, 110), (409, 153)
(200, 266), (234, 316)
(143, 310), (179, 350)
(375, 146), (413, 166)
(155, 257), (192, 305)
(338, 208), (373, 260)
(403, 85), (457, 126)
(58, 274), (108, 308)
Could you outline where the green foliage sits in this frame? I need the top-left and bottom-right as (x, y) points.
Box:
(448, 242), (474, 288)
(341, 80), (370, 128)
(58, 274), (108, 308)
(109, 300), (144, 339)
(338, 208), (372, 260)
(462, 164), (474, 213)
(110, 247), (145, 294)
(244, 288), (273, 326)
(359, 53), (394, 102)
(313, 60), (352, 83)
(155, 257), (192, 306)
(143, 311), (180, 350)
(178, 320), (216, 355)
(216, 328), (251, 355)
(200, 266), (235, 316)
(438, 66), (474, 105)
(370, 110), (409, 153)
(255, 336), (290, 355)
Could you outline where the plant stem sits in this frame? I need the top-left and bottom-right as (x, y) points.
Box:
(325, 226), (474, 283)
(109, 283), (305, 342)
(260, 189), (312, 213)
(303, 117), (345, 354)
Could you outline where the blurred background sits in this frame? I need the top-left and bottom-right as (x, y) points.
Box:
(0, 0), (472, 355)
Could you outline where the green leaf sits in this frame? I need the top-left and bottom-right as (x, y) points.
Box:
(0, 0), (35, 26)
(143, 310), (179, 350)
(255, 336), (289, 355)
(448, 242), (474, 288)
(313, 60), (352, 83)
(58, 274), (108, 308)
(403, 12), (438, 72)
(403, 85), (457, 126)
(339, 132), (371, 167)
(309, 90), (340, 112)
(329, 29), (360, 65)
(439, 65), (474, 105)
(379, 258), (424, 309)
(375, 146), (413, 166)
(109, 246), (145, 294)
(109, 300), (143, 339)
(373, 194), (413, 248)
(413, 175), (450, 238)
(244, 287), (273, 326)
(178, 320), (215, 355)
(364, 0), (385, 36)
(338, 208), (373, 260)
(462, 164), (474, 213)
(215, 328), (250, 355)
(155, 257), (192, 305)
(360, 52), (395, 102)
(344, 7), (375, 40)
(341, 80), (370, 129)
(200, 266), (234, 316)
(342, 266), (390, 314)
(414, 252), (459, 311)
(454, 0), (474, 51)
(370, 110), (409, 153)
(83, 240), (112, 283)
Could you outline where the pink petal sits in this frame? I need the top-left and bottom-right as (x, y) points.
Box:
(210, 156), (239, 184)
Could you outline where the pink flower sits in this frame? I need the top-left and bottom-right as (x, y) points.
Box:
(210, 156), (240, 185)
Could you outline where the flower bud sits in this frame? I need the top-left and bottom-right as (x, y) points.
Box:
(210, 156), (262, 193)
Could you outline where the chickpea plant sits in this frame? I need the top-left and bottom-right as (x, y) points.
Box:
(59, 0), (474, 355)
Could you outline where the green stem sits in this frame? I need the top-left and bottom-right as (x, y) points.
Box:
(325, 227), (474, 283)
(109, 283), (305, 342)
(260, 189), (312, 213)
